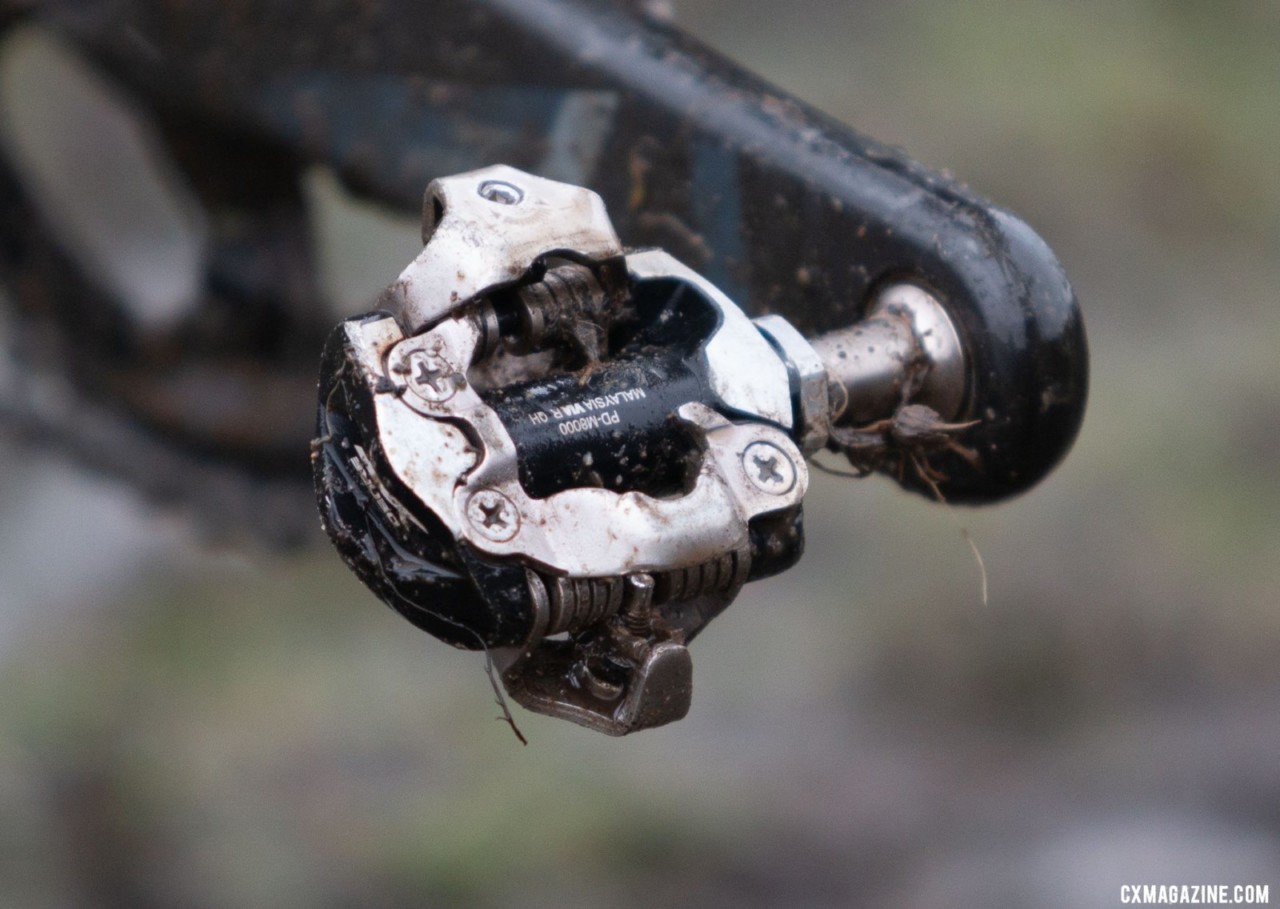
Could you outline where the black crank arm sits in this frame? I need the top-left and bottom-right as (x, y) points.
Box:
(9, 0), (1085, 504)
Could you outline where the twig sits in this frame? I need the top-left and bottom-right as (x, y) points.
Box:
(911, 452), (989, 607)
(481, 645), (528, 746)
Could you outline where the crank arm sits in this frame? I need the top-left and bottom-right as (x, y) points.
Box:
(7, 0), (1085, 514)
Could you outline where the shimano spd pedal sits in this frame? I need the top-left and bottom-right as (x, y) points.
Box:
(312, 165), (1080, 735)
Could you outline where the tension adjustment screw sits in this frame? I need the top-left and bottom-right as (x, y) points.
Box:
(405, 350), (457, 403)
(466, 489), (520, 541)
(741, 441), (796, 495)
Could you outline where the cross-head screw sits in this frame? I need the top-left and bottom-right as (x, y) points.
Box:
(405, 349), (457, 403)
(466, 489), (520, 541)
(741, 440), (796, 495)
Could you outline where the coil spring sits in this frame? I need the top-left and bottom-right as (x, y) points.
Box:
(654, 548), (750, 604)
(540, 548), (750, 637)
(512, 263), (607, 354)
(545, 575), (624, 636)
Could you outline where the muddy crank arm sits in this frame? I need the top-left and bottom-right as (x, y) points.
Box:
(2, 1), (1084, 545)
(2, 4), (1087, 732)
(313, 167), (1087, 735)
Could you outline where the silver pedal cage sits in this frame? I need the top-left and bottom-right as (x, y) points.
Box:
(314, 165), (947, 735)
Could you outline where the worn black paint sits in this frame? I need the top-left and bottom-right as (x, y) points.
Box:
(314, 315), (533, 648)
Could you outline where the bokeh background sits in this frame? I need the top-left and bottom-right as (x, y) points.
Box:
(2, 1), (1279, 906)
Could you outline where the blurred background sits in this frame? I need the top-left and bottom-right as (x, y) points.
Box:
(1, 1), (1278, 906)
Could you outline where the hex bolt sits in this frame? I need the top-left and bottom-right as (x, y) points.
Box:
(466, 489), (520, 542)
(741, 441), (797, 495)
(405, 349), (457, 404)
(477, 179), (524, 205)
